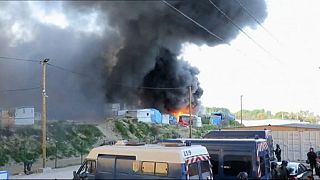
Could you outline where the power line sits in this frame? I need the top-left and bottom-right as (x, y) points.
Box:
(207, 0), (281, 63)
(162, 0), (228, 45)
(235, 0), (280, 44)
(161, 0), (268, 69)
(0, 56), (39, 63)
(47, 63), (88, 77)
(0, 87), (40, 93)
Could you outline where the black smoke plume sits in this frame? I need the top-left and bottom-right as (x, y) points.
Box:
(101, 0), (267, 112)
(141, 47), (203, 113)
(0, 1), (267, 119)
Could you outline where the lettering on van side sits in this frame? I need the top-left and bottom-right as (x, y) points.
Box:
(183, 150), (192, 157)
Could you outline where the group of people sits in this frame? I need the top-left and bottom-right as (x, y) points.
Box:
(271, 144), (319, 179)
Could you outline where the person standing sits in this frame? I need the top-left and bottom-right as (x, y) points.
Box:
(275, 144), (282, 162)
(307, 147), (317, 175)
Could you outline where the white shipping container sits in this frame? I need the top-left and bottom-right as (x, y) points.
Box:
(272, 131), (320, 162)
(136, 109), (153, 123)
(196, 117), (202, 127)
(161, 114), (170, 124)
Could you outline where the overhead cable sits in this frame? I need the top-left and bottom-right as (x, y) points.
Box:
(0, 87), (40, 93)
(207, 0), (281, 63)
(162, 0), (228, 44)
(0, 56), (39, 63)
(235, 0), (280, 44)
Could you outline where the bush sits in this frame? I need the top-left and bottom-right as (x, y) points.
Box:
(115, 121), (129, 138)
(201, 117), (211, 124)
(128, 123), (135, 134)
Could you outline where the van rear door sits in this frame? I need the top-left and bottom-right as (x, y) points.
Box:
(185, 155), (212, 179)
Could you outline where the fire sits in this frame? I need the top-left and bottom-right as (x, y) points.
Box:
(170, 106), (193, 121)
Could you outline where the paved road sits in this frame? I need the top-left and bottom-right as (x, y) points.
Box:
(11, 165), (80, 179)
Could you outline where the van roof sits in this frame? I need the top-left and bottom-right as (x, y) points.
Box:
(86, 144), (209, 163)
(204, 130), (271, 139)
(166, 138), (267, 143)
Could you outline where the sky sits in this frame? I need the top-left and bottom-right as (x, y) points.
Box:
(182, 0), (320, 114)
(1, 0), (319, 118)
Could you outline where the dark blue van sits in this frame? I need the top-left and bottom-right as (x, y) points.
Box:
(204, 130), (275, 161)
(163, 138), (271, 179)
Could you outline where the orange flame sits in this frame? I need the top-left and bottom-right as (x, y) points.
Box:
(170, 106), (194, 121)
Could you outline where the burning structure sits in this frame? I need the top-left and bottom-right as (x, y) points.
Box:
(0, 1), (267, 119)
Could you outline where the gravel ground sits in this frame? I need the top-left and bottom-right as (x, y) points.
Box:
(11, 165), (80, 179)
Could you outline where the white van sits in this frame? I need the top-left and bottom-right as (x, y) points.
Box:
(73, 141), (213, 179)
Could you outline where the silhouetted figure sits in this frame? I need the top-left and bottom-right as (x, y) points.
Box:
(237, 172), (248, 180)
(274, 144), (281, 162)
(23, 161), (27, 174)
(271, 162), (279, 179)
(307, 147), (317, 175)
(278, 160), (289, 180)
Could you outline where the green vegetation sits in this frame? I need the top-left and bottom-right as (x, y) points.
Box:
(0, 122), (104, 167)
(205, 106), (320, 123)
(233, 109), (320, 123)
(206, 107), (233, 115)
(112, 118), (241, 143)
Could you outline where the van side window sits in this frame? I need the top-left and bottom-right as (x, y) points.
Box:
(117, 158), (134, 174)
(97, 156), (115, 174)
(142, 162), (155, 174)
(223, 155), (252, 176)
(155, 162), (168, 175)
(210, 154), (219, 175)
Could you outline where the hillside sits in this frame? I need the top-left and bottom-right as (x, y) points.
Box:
(98, 118), (234, 144)
(0, 118), (241, 170)
(0, 121), (104, 167)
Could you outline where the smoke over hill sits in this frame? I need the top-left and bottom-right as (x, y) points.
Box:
(0, 1), (267, 119)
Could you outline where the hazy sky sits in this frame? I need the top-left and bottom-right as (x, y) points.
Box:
(182, 0), (320, 114)
(2, 0), (319, 116)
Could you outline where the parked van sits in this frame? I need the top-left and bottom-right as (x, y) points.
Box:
(163, 138), (271, 179)
(204, 130), (275, 161)
(73, 141), (213, 179)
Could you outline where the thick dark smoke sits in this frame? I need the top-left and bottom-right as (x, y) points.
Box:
(0, 1), (267, 119)
(99, 0), (267, 113)
(141, 47), (203, 113)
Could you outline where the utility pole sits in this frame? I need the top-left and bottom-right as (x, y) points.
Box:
(54, 142), (57, 168)
(41, 58), (49, 168)
(189, 86), (192, 138)
(240, 95), (243, 125)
